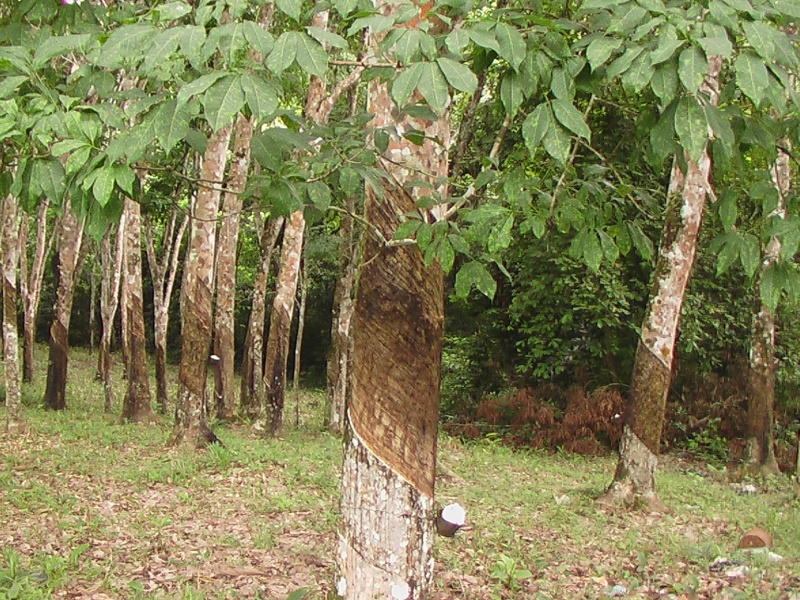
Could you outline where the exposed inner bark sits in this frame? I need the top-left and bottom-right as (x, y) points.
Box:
(3, 194), (24, 434)
(20, 200), (50, 384)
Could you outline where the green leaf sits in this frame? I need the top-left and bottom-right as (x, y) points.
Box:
(760, 263), (781, 311)
(735, 51), (769, 105)
(178, 25), (208, 59)
(392, 63), (423, 106)
(628, 222), (653, 260)
(583, 230), (603, 272)
(494, 23), (526, 70)
(94, 25), (156, 68)
(488, 213), (514, 253)
(651, 61), (678, 107)
(621, 52), (654, 94)
(467, 28), (500, 53)
(143, 28), (184, 74)
(66, 145), (92, 175)
(552, 98), (590, 141)
(0, 75), (27, 99)
(455, 260), (496, 299)
(154, 99), (191, 153)
(500, 72), (525, 116)
(550, 68), (573, 100)
(599, 230), (619, 263)
(742, 21), (775, 61)
(678, 46), (707, 94)
(202, 75), (245, 131)
(739, 233), (761, 278)
(347, 15), (394, 37)
(446, 29), (470, 56)
(394, 219), (422, 240)
(718, 190), (737, 231)
(241, 21), (274, 57)
(51, 139), (88, 156)
(417, 62), (449, 112)
(91, 167), (116, 207)
(32, 159), (65, 203)
(715, 232), (739, 275)
(33, 34), (92, 69)
(275, 0), (302, 20)
(437, 237), (456, 272)
(240, 73), (279, 119)
(697, 35), (733, 58)
(522, 104), (553, 154)
(586, 36), (622, 71)
(704, 104), (734, 151)
(650, 37), (685, 65)
(306, 26), (348, 50)
(266, 32), (299, 74)
(153, 1), (192, 22)
(606, 46), (644, 80)
(295, 33), (327, 78)
(176, 71), (227, 105)
(674, 97), (708, 162)
(437, 57), (478, 94)
(542, 123), (571, 165)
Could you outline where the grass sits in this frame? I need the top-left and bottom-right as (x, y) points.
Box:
(0, 346), (798, 599)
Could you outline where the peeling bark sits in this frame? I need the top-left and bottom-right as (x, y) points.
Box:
(337, 7), (450, 593)
(43, 201), (85, 411)
(213, 113), (254, 421)
(3, 194), (24, 434)
(120, 199), (155, 424)
(170, 125), (232, 448)
(145, 209), (188, 414)
(292, 248), (308, 427)
(240, 215), (283, 418)
(19, 199), (51, 383)
(98, 215), (126, 413)
(744, 143), (790, 476)
(600, 57), (721, 510)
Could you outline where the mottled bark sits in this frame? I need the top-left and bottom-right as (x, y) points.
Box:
(120, 199), (155, 424)
(240, 215), (283, 418)
(170, 124), (232, 448)
(98, 215), (126, 413)
(88, 261), (96, 354)
(326, 201), (360, 434)
(145, 210), (188, 414)
(337, 15), (450, 596)
(213, 113), (254, 421)
(262, 209), (305, 435)
(19, 199), (51, 383)
(3, 194), (24, 434)
(119, 245), (129, 375)
(600, 57), (722, 510)
(745, 143), (791, 476)
(292, 249), (308, 427)
(43, 202), (85, 411)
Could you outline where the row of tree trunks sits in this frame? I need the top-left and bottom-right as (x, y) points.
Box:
(337, 4), (451, 593)
(19, 199), (51, 384)
(213, 113), (254, 421)
(600, 56), (722, 510)
(145, 209), (188, 414)
(170, 124), (233, 447)
(745, 140), (791, 476)
(120, 198), (155, 423)
(240, 215), (284, 418)
(98, 214), (126, 412)
(43, 201), (86, 411)
(2, 193), (24, 434)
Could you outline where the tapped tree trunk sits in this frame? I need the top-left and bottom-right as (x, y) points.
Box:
(213, 113), (254, 421)
(98, 214), (126, 413)
(3, 194), (24, 434)
(120, 199), (155, 424)
(19, 199), (51, 383)
(170, 124), (232, 447)
(599, 57), (722, 510)
(744, 142), (790, 476)
(43, 201), (85, 411)
(240, 215), (283, 418)
(337, 18), (450, 598)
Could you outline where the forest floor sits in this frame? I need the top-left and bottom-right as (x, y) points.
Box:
(0, 348), (799, 599)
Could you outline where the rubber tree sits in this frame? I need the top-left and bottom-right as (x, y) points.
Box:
(336, 9), (454, 599)
(43, 201), (86, 411)
(98, 214), (125, 413)
(120, 197), (155, 423)
(2, 193), (24, 434)
(744, 142), (791, 476)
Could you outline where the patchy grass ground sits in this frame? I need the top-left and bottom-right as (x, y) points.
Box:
(0, 348), (799, 599)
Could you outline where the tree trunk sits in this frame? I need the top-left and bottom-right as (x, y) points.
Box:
(19, 199), (51, 383)
(88, 261), (97, 354)
(145, 210), (188, 414)
(119, 245), (129, 376)
(240, 215), (283, 418)
(120, 199), (155, 424)
(170, 124), (232, 447)
(98, 215), (126, 412)
(292, 246), (308, 427)
(43, 201), (85, 411)
(261, 209), (305, 435)
(599, 57), (722, 510)
(745, 143), (790, 476)
(326, 187), (362, 435)
(337, 24), (450, 599)
(213, 113), (254, 421)
(3, 194), (24, 434)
